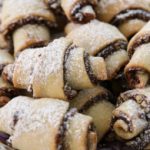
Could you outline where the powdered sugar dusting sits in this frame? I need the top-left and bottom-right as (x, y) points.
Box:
(0, 96), (69, 145)
(15, 37), (72, 96)
(67, 20), (126, 55)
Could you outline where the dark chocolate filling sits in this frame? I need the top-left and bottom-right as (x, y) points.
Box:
(112, 112), (133, 132)
(64, 45), (78, 100)
(80, 92), (113, 113)
(71, 2), (95, 23)
(127, 122), (150, 150)
(128, 34), (150, 57)
(57, 108), (77, 150)
(119, 93), (147, 106)
(3, 16), (56, 38)
(16, 40), (50, 56)
(111, 9), (150, 26)
(125, 67), (148, 88)
(84, 52), (98, 84)
(3, 16), (56, 51)
(97, 40), (127, 59)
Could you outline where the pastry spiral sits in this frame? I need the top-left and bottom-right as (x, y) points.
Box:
(125, 21), (150, 88)
(61, 0), (97, 23)
(112, 87), (150, 150)
(71, 86), (114, 141)
(2, 37), (107, 100)
(97, 0), (150, 39)
(67, 20), (129, 79)
(1, 0), (56, 55)
(0, 96), (97, 150)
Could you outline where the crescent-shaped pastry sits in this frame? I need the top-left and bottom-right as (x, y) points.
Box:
(125, 21), (150, 88)
(113, 87), (150, 150)
(0, 96), (97, 150)
(2, 37), (107, 100)
(1, 0), (56, 55)
(61, 0), (97, 23)
(97, 0), (150, 38)
(71, 86), (114, 141)
(67, 20), (129, 79)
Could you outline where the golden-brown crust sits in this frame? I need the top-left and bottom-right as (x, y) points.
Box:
(0, 96), (97, 150)
(128, 21), (150, 56)
(13, 24), (51, 56)
(1, 0), (56, 36)
(67, 20), (129, 79)
(64, 22), (82, 35)
(97, 0), (150, 23)
(97, 0), (150, 38)
(125, 22), (150, 88)
(71, 86), (114, 141)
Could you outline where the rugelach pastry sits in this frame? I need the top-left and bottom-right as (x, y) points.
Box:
(97, 0), (150, 38)
(112, 87), (150, 150)
(125, 21), (150, 88)
(0, 96), (97, 150)
(71, 86), (114, 141)
(61, 0), (97, 23)
(3, 37), (107, 100)
(1, 0), (56, 56)
(67, 20), (129, 80)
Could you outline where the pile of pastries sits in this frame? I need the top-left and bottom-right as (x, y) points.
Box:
(0, 0), (149, 150)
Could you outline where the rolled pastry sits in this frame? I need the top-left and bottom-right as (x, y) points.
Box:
(12, 24), (51, 56)
(97, 0), (150, 39)
(61, 0), (97, 23)
(0, 96), (97, 150)
(67, 20), (129, 79)
(113, 87), (150, 149)
(1, 0), (56, 55)
(125, 21), (150, 88)
(3, 37), (107, 100)
(71, 86), (114, 141)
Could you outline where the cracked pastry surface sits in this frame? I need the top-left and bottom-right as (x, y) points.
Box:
(97, 0), (150, 39)
(67, 20), (129, 80)
(0, 96), (97, 150)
